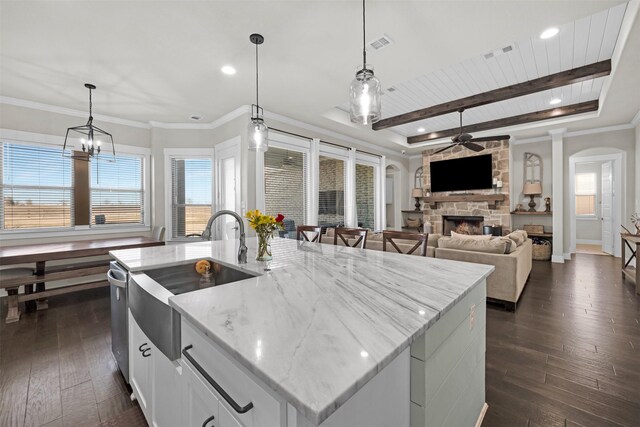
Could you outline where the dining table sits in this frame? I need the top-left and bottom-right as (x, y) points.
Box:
(0, 236), (164, 322)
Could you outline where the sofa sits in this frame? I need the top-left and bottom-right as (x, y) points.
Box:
(321, 228), (532, 309)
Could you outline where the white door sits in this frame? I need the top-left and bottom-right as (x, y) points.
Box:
(215, 138), (241, 240)
(601, 161), (613, 255)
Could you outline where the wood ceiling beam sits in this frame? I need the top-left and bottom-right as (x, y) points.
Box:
(373, 60), (610, 131)
(407, 100), (599, 144)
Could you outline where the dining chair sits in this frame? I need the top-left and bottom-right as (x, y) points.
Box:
(152, 226), (166, 242)
(296, 225), (323, 243)
(382, 230), (429, 256)
(334, 228), (368, 249)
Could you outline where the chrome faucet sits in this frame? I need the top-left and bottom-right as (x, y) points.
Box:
(202, 210), (248, 264)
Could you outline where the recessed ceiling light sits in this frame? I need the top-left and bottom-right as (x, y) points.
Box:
(417, 127), (425, 132)
(189, 115), (202, 121)
(540, 27), (559, 39)
(221, 65), (236, 75)
(549, 98), (562, 105)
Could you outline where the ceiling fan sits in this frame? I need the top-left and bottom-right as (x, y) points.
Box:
(432, 109), (510, 154)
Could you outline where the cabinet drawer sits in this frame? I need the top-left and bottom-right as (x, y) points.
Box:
(180, 319), (283, 427)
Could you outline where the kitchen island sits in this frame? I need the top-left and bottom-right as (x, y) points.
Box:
(111, 237), (493, 427)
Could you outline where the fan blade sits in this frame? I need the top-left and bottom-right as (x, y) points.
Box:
(463, 142), (485, 152)
(432, 143), (457, 154)
(469, 135), (511, 143)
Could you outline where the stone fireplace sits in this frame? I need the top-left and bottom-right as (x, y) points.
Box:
(422, 140), (511, 235)
(442, 215), (484, 236)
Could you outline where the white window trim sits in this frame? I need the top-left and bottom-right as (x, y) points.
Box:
(355, 152), (385, 231)
(319, 144), (352, 227)
(164, 148), (214, 242)
(0, 129), (151, 238)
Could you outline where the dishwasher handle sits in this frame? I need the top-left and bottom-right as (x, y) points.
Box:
(182, 345), (254, 414)
(108, 270), (127, 288)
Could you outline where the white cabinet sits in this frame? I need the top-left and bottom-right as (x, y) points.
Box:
(128, 310), (181, 427)
(129, 310), (153, 419)
(182, 361), (220, 427)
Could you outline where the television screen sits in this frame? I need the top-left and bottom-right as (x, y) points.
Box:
(430, 154), (493, 193)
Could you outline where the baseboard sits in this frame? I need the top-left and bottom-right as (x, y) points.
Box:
(576, 239), (602, 245)
(551, 255), (565, 263)
(564, 252), (572, 260)
(475, 403), (489, 427)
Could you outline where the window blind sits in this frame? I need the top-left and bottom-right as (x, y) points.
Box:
(264, 147), (307, 231)
(90, 154), (144, 225)
(575, 173), (597, 216)
(171, 158), (212, 238)
(1, 142), (74, 230)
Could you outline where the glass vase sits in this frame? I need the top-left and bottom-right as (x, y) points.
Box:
(256, 230), (272, 261)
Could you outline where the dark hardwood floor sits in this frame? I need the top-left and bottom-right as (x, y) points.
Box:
(1, 254), (639, 426)
(483, 254), (640, 427)
(0, 287), (146, 427)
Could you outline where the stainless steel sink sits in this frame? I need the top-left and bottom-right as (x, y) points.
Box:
(144, 261), (258, 296)
(129, 261), (259, 360)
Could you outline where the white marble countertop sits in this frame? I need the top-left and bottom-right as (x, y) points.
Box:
(111, 238), (493, 425)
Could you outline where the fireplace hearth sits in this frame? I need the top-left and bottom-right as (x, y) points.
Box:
(442, 215), (484, 236)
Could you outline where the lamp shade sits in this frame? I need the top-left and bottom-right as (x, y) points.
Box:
(523, 182), (542, 195)
(411, 188), (423, 198)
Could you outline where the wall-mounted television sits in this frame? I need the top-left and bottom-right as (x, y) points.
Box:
(429, 154), (493, 193)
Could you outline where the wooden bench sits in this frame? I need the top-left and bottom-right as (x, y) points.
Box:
(1, 260), (110, 323)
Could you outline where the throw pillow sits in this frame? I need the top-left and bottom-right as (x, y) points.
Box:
(494, 237), (516, 253)
(506, 231), (525, 247)
(450, 231), (492, 241)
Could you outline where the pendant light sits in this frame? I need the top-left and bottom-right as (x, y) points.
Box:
(248, 33), (268, 152)
(62, 83), (115, 160)
(349, 0), (381, 125)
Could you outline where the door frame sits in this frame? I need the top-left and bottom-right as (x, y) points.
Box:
(569, 152), (624, 257)
(214, 137), (242, 238)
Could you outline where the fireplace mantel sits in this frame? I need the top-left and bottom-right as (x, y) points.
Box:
(423, 194), (506, 210)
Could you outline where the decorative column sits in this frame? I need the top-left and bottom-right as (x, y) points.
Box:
(550, 128), (566, 263)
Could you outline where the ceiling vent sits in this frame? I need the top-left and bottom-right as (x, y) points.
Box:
(189, 115), (202, 121)
(367, 34), (394, 51)
(387, 87), (397, 92)
(484, 44), (515, 60)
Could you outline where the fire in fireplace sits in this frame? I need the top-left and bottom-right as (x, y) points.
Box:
(442, 215), (484, 236)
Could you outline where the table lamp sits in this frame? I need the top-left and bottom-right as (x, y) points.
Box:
(523, 182), (543, 212)
(411, 188), (423, 211)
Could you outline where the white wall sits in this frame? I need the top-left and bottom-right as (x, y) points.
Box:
(636, 123), (640, 213)
(563, 128), (636, 253)
(575, 161), (603, 242)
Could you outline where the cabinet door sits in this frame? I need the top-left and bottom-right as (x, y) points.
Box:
(218, 403), (243, 427)
(129, 310), (153, 419)
(182, 362), (220, 427)
(152, 349), (182, 427)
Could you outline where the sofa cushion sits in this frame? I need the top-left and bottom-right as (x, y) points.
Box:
(438, 236), (507, 254)
(450, 231), (492, 241)
(505, 231), (525, 246)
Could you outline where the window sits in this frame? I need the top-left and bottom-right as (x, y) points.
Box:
(170, 158), (212, 238)
(575, 172), (597, 216)
(91, 154), (144, 225)
(1, 142), (73, 230)
(264, 147), (307, 230)
(355, 163), (375, 229)
(318, 155), (345, 227)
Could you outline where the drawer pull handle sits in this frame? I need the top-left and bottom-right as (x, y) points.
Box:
(142, 348), (151, 358)
(139, 343), (149, 352)
(202, 415), (215, 427)
(182, 344), (254, 414)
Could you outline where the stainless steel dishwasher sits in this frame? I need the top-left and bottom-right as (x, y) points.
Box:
(108, 261), (129, 383)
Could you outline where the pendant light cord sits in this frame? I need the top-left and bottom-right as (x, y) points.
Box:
(255, 42), (259, 110)
(88, 87), (93, 117)
(362, 0), (367, 69)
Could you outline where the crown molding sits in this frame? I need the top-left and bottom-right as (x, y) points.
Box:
(632, 109), (640, 127)
(0, 96), (152, 129)
(263, 109), (408, 159)
(513, 122), (636, 145)
(149, 105), (250, 130)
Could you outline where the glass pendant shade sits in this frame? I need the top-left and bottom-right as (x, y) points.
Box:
(248, 113), (268, 152)
(349, 65), (381, 125)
